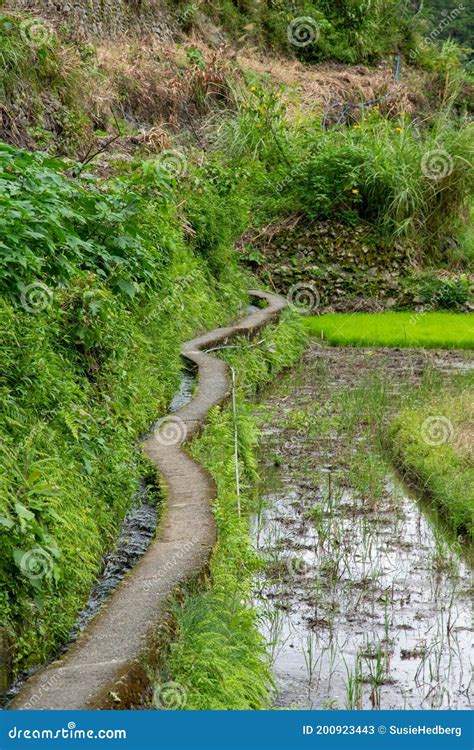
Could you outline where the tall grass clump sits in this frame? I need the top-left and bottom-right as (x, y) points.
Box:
(294, 111), (474, 261)
(0, 14), (97, 150)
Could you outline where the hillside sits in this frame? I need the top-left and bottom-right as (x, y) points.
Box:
(0, 0), (473, 706)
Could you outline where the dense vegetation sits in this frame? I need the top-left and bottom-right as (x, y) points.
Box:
(0, 142), (251, 674)
(183, 0), (420, 63)
(0, 0), (472, 696)
(177, 0), (473, 71)
(390, 376), (474, 540)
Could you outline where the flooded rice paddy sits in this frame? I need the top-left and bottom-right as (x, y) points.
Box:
(252, 345), (473, 710)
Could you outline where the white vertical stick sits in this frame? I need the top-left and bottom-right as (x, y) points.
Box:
(231, 366), (241, 518)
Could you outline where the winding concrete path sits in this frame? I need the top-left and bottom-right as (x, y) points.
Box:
(10, 290), (287, 710)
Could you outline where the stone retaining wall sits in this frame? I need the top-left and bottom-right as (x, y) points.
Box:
(3, 0), (175, 38)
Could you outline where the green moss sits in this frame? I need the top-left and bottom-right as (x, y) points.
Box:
(306, 312), (474, 349)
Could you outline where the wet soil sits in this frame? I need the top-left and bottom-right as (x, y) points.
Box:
(253, 344), (473, 710)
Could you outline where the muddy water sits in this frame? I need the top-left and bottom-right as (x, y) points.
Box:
(253, 345), (473, 710)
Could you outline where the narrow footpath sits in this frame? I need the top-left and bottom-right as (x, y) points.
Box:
(10, 291), (286, 710)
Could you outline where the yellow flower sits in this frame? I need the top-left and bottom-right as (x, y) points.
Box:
(250, 86), (257, 93)
(352, 124), (361, 129)
(395, 127), (402, 133)
(351, 188), (359, 194)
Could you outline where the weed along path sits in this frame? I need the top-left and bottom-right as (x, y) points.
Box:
(9, 291), (287, 711)
(253, 345), (473, 710)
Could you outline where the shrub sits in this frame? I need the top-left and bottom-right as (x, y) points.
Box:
(415, 272), (471, 308)
(182, 158), (251, 276)
(294, 111), (474, 260)
(0, 143), (174, 298)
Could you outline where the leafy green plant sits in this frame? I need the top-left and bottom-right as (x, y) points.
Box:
(0, 144), (172, 298)
(416, 272), (470, 308)
(0, 140), (251, 680)
(186, 46), (206, 69)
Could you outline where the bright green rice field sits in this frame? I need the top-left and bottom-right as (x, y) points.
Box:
(306, 312), (474, 349)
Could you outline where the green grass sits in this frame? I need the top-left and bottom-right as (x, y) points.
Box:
(306, 312), (474, 349)
(389, 381), (474, 541)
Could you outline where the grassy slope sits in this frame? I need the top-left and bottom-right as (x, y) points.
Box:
(389, 382), (474, 541)
(0, 256), (250, 675)
(306, 312), (474, 349)
(0, 141), (253, 678)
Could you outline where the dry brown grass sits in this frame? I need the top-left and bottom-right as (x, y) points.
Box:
(1, 15), (435, 160)
(236, 52), (430, 122)
(96, 37), (238, 131)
